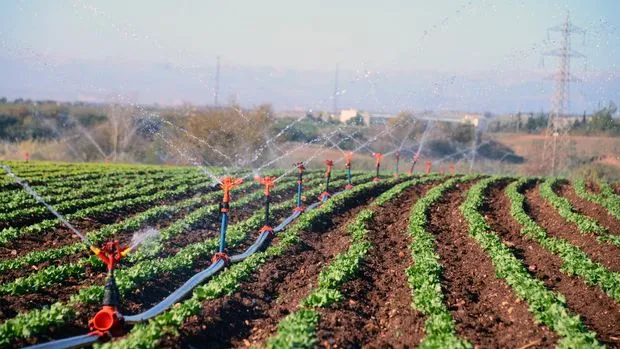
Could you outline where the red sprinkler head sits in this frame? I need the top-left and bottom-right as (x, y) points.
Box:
(425, 160), (432, 174)
(373, 152), (383, 166)
(90, 241), (130, 272)
(294, 162), (305, 173)
(24, 152), (30, 162)
(395, 151), (400, 161)
(220, 176), (243, 205)
(324, 159), (334, 176)
(413, 152), (420, 163)
(449, 162), (455, 175)
(255, 175), (276, 196)
(345, 152), (353, 168)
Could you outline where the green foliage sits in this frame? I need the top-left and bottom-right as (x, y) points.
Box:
(538, 178), (606, 235)
(572, 178), (620, 220)
(265, 310), (319, 349)
(506, 178), (620, 302)
(406, 176), (474, 348)
(97, 176), (395, 349)
(463, 177), (602, 347)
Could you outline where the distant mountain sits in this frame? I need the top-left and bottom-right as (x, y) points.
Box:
(0, 57), (618, 114)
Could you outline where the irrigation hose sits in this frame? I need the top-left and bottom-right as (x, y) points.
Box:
(22, 188), (347, 349)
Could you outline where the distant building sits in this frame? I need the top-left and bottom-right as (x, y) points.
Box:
(339, 109), (395, 125)
(462, 113), (483, 127)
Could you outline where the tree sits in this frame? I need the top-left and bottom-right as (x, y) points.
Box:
(588, 101), (617, 134)
(0, 97), (6, 104)
(345, 114), (364, 126)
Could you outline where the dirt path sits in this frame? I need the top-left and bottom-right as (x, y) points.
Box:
(313, 184), (433, 348)
(524, 184), (620, 272)
(429, 181), (558, 348)
(484, 183), (620, 347)
(555, 182), (619, 235)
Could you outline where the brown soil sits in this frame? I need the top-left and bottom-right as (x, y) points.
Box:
(0, 185), (219, 261)
(586, 181), (601, 194)
(524, 184), (620, 272)
(7, 179), (379, 347)
(484, 182), (620, 347)
(314, 184), (432, 348)
(430, 181), (558, 348)
(555, 182), (619, 235)
(154, 185), (388, 348)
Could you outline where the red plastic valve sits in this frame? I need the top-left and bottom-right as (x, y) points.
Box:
(324, 159), (334, 177)
(373, 152), (383, 166)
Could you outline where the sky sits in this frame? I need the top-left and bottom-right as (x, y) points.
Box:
(1, 0), (619, 113)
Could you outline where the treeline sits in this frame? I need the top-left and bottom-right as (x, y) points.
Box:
(488, 101), (620, 136)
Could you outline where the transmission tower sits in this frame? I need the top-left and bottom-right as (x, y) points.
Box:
(333, 64), (339, 116)
(540, 12), (585, 175)
(214, 56), (220, 107)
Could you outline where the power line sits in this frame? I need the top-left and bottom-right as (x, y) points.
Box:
(541, 11), (586, 175)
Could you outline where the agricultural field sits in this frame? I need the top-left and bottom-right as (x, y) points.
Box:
(0, 161), (619, 348)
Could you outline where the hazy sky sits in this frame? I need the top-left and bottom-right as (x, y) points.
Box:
(1, 0), (619, 113)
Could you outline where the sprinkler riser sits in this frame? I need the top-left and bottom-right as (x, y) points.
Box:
(102, 272), (120, 307)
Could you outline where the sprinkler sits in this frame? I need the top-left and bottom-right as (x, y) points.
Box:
(449, 162), (455, 175)
(319, 159), (334, 202)
(345, 152), (354, 189)
(394, 151), (400, 178)
(373, 152), (383, 181)
(425, 160), (432, 174)
(214, 176), (243, 263)
(293, 162), (305, 212)
(88, 241), (132, 339)
(255, 175), (276, 234)
(409, 152), (420, 175)
(24, 152), (30, 162)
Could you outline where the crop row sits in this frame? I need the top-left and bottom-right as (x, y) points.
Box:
(0, 170), (337, 295)
(506, 178), (620, 302)
(0, 171), (210, 224)
(539, 178), (619, 247)
(0, 174), (374, 347)
(572, 179), (620, 220)
(406, 176), (473, 348)
(0, 171), (229, 246)
(462, 177), (601, 348)
(102, 174), (399, 349)
(0, 169), (195, 212)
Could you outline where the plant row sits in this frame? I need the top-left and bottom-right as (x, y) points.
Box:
(462, 177), (601, 348)
(0, 170), (329, 295)
(0, 174), (376, 347)
(0, 171), (209, 224)
(100, 174), (399, 349)
(572, 179), (620, 220)
(406, 176), (473, 348)
(506, 178), (620, 302)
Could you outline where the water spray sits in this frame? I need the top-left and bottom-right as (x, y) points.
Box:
(373, 152), (383, 181)
(409, 152), (421, 175)
(345, 152), (354, 189)
(215, 176), (243, 263)
(293, 162), (305, 212)
(319, 159), (334, 202)
(254, 175), (276, 234)
(394, 151), (400, 178)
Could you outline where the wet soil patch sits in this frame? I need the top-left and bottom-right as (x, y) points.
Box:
(485, 182), (620, 347)
(524, 184), (620, 272)
(431, 181), (557, 348)
(314, 184), (433, 348)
